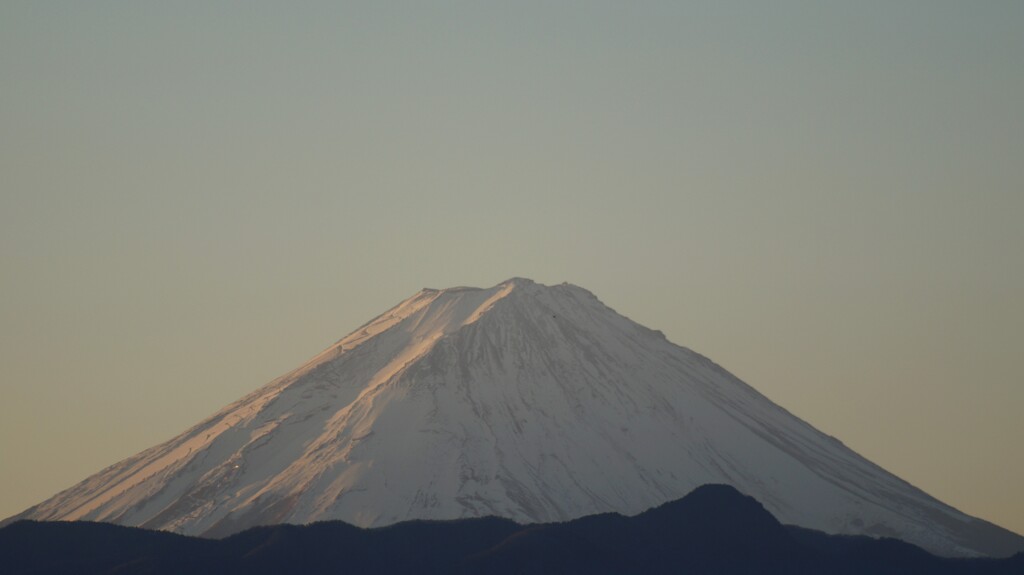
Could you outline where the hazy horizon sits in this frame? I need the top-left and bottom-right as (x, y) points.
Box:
(2, 2), (1022, 536)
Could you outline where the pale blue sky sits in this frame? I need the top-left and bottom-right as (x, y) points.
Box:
(2, 1), (1022, 533)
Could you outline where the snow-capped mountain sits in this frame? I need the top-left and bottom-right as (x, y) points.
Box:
(7, 278), (1023, 557)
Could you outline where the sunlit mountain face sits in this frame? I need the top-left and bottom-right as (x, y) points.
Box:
(7, 279), (1023, 558)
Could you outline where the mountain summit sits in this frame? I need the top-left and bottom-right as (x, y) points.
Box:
(8, 279), (1023, 557)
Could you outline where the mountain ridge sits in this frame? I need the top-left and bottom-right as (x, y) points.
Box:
(6, 278), (1023, 557)
(3, 485), (1023, 575)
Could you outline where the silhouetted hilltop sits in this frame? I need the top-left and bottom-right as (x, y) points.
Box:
(2, 484), (1021, 575)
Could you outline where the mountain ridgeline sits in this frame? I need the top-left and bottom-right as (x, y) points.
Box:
(2, 485), (1022, 575)
(5, 279), (1023, 558)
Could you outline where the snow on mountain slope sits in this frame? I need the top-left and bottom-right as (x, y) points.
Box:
(7, 278), (1023, 557)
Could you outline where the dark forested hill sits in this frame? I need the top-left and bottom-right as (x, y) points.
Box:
(2, 485), (1021, 575)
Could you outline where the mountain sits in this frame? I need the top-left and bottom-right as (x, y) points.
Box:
(3, 485), (1023, 575)
(5, 278), (1022, 557)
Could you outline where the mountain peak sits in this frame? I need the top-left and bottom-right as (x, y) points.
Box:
(8, 280), (1024, 558)
(368, 279), (599, 351)
(424, 277), (535, 291)
(499, 276), (536, 287)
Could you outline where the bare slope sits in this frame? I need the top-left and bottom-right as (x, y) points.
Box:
(8, 279), (1023, 557)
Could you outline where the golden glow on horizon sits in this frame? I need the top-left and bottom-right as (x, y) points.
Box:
(1, 1), (1021, 535)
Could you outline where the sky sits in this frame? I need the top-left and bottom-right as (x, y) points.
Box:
(1, 1), (1022, 535)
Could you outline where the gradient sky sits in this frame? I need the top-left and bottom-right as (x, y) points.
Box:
(2, 1), (1022, 535)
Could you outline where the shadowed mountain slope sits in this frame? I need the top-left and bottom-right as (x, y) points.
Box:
(3, 485), (1023, 575)
(6, 279), (1023, 557)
